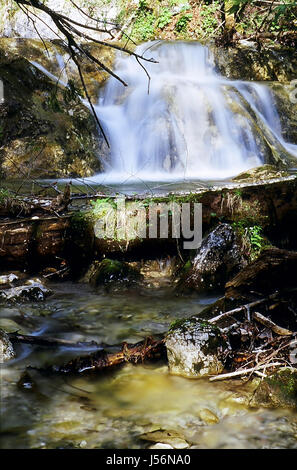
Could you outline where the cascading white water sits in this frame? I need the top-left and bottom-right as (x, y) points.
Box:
(91, 41), (297, 183)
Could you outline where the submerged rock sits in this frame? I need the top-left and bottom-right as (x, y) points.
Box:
(0, 329), (15, 362)
(139, 429), (189, 449)
(0, 278), (52, 301)
(177, 224), (245, 293)
(250, 368), (297, 409)
(166, 319), (229, 378)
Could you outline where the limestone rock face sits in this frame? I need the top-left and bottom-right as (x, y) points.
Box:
(212, 44), (297, 82)
(166, 319), (229, 378)
(0, 329), (15, 362)
(177, 224), (245, 293)
(0, 45), (105, 179)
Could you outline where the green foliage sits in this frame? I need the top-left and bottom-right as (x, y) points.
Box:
(131, 0), (156, 41)
(47, 90), (62, 113)
(197, 1), (220, 35)
(157, 8), (172, 29)
(63, 80), (83, 105)
(175, 12), (192, 32)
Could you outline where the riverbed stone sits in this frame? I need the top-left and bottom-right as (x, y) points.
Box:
(88, 258), (142, 288)
(0, 278), (52, 301)
(166, 319), (229, 378)
(139, 429), (189, 449)
(249, 367), (297, 409)
(0, 329), (15, 362)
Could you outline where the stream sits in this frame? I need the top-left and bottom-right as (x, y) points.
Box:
(1, 279), (297, 449)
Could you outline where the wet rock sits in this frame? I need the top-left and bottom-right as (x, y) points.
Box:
(0, 278), (52, 301)
(88, 258), (142, 288)
(17, 371), (37, 392)
(198, 408), (220, 425)
(0, 273), (19, 286)
(0, 329), (15, 362)
(166, 319), (229, 378)
(212, 44), (297, 82)
(149, 443), (174, 449)
(0, 318), (26, 334)
(177, 224), (245, 293)
(139, 429), (189, 449)
(250, 368), (297, 409)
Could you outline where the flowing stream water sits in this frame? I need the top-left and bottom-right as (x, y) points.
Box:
(1, 278), (297, 449)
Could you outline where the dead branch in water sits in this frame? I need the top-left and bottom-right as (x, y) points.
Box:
(29, 336), (166, 375)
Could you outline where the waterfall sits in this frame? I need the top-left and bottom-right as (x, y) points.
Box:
(91, 41), (297, 183)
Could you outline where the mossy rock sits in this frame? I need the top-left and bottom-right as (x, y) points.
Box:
(89, 258), (142, 287)
(250, 367), (297, 409)
(166, 318), (229, 378)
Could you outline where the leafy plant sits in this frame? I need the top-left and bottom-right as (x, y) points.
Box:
(175, 12), (192, 32)
(131, 0), (156, 41)
(157, 8), (172, 29)
(63, 80), (83, 105)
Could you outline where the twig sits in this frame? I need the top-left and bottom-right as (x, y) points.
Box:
(209, 292), (280, 324)
(253, 311), (293, 336)
(209, 362), (283, 381)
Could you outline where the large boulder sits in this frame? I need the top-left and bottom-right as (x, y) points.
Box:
(166, 318), (229, 378)
(177, 224), (245, 293)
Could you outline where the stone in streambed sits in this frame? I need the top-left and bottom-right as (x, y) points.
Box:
(88, 259), (142, 288)
(0, 278), (52, 301)
(0, 329), (15, 362)
(198, 408), (220, 425)
(166, 319), (229, 378)
(139, 429), (189, 449)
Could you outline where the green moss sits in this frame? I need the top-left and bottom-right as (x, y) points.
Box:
(90, 258), (141, 286)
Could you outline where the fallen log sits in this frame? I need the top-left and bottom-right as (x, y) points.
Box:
(225, 248), (297, 300)
(40, 336), (166, 374)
